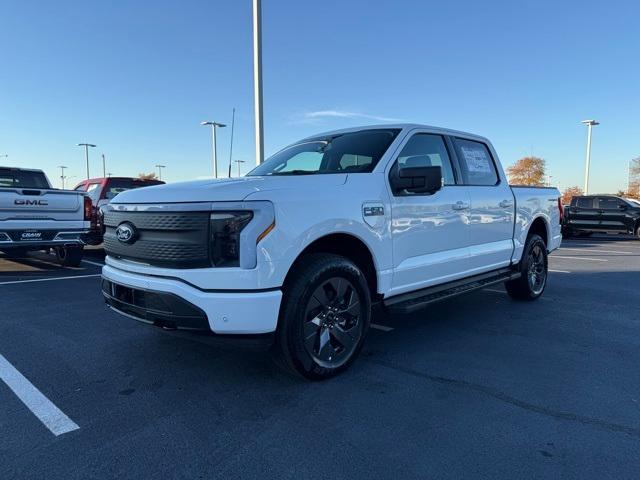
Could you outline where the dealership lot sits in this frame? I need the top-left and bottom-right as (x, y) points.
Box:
(1, 237), (639, 479)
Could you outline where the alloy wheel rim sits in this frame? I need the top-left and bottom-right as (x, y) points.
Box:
(303, 276), (362, 368)
(527, 244), (546, 295)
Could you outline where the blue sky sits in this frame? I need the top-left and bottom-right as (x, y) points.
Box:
(0, 0), (638, 193)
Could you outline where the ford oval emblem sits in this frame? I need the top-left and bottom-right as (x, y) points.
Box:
(115, 222), (137, 244)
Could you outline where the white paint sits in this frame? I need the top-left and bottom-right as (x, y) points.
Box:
(549, 269), (571, 273)
(81, 259), (105, 267)
(551, 255), (607, 262)
(484, 288), (506, 294)
(0, 354), (79, 436)
(559, 247), (632, 255)
(0, 273), (101, 286)
(370, 323), (394, 332)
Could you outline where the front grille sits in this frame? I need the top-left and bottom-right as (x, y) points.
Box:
(103, 210), (210, 268)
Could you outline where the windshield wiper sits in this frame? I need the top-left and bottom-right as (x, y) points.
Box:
(271, 170), (318, 176)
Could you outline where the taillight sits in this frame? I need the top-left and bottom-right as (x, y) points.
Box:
(84, 196), (92, 221)
(557, 197), (564, 224)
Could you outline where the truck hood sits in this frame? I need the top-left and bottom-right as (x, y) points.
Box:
(110, 175), (348, 204)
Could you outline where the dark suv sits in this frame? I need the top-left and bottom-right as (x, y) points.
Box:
(563, 195), (640, 239)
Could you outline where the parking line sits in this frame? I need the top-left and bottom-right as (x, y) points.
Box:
(559, 248), (633, 255)
(0, 354), (79, 436)
(549, 269), (571, 273)
(551, 255), (607, 262)
(0, 273), (102, 286)
(81, 259), (105, 267)
(371, 323), (394, 332)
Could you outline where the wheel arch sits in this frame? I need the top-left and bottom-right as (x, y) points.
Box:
(283, 232), (380, 300)
(528, 215), (550, 248)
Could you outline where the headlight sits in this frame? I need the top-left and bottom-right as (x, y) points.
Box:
(209, 211), (253, 267)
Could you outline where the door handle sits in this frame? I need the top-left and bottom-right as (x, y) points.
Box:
(452, 201), (470, 210)
(499, 200), (514, 208)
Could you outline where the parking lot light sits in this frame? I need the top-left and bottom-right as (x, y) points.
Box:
(201, 121), (226, 178)
(76, 143), (97, 179)
(581, 120), (599, 195)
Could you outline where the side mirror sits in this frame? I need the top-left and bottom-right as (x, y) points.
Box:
(391, 165), (442, 195)
(618, 204), (628, 211)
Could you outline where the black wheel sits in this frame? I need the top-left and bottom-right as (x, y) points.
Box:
(273, 253), (371, 380)
(636, 224), (640, 241)
(2, 247), (29, 258)
(55, 246), (84, 267)
(505, 234), (548, 301)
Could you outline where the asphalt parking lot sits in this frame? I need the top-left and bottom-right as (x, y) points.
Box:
(1, 237), (639, 479)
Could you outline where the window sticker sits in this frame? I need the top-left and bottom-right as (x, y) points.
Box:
(460, 145), (492, 173)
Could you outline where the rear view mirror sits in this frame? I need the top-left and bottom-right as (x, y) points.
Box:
(391, 165), (442, 195)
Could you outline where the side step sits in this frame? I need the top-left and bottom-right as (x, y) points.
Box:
(383, 268), (520, 314)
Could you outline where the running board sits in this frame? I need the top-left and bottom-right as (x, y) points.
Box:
(383, 268), (520, 314)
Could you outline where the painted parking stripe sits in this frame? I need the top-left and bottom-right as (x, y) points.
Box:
(484, 288), (506, 294)
(81, 259), (105, 267)
(551, 255), (607, 262)
(371, 323), (394, 332)
(549, 269), (571, 273)
(0, 354), (79, 436)
(559, 247), (633, 255)
(0, 273), (101, 286)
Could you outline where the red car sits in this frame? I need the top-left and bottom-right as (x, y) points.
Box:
(74, 177), (164, 244)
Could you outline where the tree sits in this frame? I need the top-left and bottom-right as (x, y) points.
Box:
(138, 172), (158, 180)
(506, 156), (547, 186)
(629, 156), (640, 198)
(561, 186), (583, 205)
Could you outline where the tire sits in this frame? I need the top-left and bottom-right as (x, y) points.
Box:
(505, 234), (548, 301)
(273, 253), (372, 380)
(55, 246), (84, 267)
(2, 247), (29, 258)
(636, 224), (640, 241)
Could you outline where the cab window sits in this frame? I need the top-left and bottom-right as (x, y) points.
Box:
(597, 197), (623, 210)
(394, 134), (455, 185)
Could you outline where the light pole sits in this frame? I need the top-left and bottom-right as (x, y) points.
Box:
(0, 154), (7, 160)
(253, 0), (264, 165)
(234, 159), (246, 177)
(58, 165), (68, 189)
(101, 154), (106, 177)
(76, 143), (96, 179)
(155, 164), (166, 180)
(201, 121), (226, 178)
(581, 120), (599, 194)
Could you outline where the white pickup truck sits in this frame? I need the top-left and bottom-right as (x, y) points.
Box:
(0, 167), (92, 266)
(101, 124), (562, 379)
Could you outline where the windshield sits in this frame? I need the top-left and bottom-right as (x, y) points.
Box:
(624, 197), (640, 206)
(248, 129), (400, 176)
(104, 179), (163, 199)
(0, 168), (50, 189)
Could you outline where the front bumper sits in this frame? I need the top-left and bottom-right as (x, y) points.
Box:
(101, 264), (282, 334)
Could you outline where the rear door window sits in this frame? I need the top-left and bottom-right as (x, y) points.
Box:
(452, 138), (499, 186)
(575, 197), (595, 208)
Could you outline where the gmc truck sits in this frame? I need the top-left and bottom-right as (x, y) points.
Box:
(562, 194), (640, 239)
(0, 167), (92, 266)
(101, 124), (562, 379)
